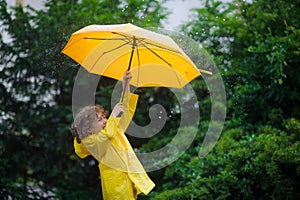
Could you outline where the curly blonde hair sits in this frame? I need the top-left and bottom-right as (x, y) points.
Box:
(70, 105), (107, 143)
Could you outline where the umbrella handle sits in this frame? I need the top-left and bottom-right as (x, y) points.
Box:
(120, 78), (128, 103)
(117, 76), (128, 117)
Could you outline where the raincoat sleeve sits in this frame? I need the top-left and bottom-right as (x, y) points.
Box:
(101, 116), (121, 138)
(81, 116), (121, 161)
(74, 116), (120, 160)
(118, 92), (139, 132)
(74, 139), (90, 158)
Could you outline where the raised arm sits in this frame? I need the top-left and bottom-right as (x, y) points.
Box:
(122, 71), (132, 93)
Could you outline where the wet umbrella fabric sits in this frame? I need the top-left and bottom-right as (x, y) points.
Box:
(61, 23), (201, 91)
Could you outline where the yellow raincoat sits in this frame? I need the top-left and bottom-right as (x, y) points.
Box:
(74, 93), (155, 199)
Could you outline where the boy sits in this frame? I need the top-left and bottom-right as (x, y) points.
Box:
(70, 72), (155, 199)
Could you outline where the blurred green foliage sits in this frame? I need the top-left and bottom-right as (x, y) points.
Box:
(151, 118), (300, 199)
(149, 0), (300, 199)
(0, 0), (299, 199)
(0, 0), (168, 198)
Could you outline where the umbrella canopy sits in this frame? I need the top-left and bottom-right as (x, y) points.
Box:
(62, 23), (201, 88)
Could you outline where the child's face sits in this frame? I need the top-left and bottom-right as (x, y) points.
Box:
(96, 112), (107, 130)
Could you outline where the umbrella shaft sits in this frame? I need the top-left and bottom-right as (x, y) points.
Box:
(127, 37), (136, 71)
(121, 37), (136, 102)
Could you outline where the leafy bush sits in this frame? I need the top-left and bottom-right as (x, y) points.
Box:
(150, 118), (300, 199)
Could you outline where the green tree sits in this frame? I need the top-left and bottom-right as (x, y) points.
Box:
(185, 0), (300, 128)
(0, 0), (168, 198)
(152, 118), (300, 200)
(149, 0), (300, 199)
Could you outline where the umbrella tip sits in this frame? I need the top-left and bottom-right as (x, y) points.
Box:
(199, 69), (213, 75)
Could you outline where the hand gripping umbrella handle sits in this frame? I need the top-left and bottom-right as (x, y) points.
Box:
(120, 77), (129, 102)
(117, 77), (128, 117)
(117, 37), (136, 117)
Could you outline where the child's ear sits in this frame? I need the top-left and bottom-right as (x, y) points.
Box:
(70, 126), (82, 143)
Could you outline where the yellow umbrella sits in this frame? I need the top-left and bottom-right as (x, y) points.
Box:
(62, 23), (206, 97)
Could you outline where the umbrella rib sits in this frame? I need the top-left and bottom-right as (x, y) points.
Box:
(139, 41), (183, 88)
(109, 32), (135, 44)
(84, 32), (132, 45)
(89, 40), (132, 72)
(140, 40), (181, 54)
(84, 37), (128, 42)
(111, 32), (132, 40)
(136, 45), (141, 87)
(139, 41), (173, 67)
